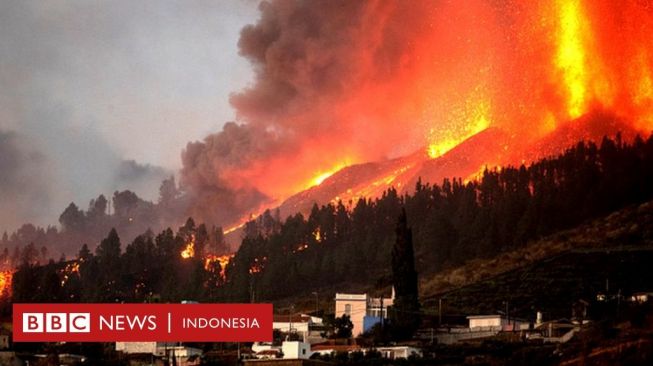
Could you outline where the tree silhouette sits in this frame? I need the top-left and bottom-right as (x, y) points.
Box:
(389, 208), (420, 339)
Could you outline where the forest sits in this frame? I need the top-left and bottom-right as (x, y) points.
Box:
(6, 133), (653, 311)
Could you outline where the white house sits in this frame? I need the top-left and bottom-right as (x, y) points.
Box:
(116, 342), (202, 365)
(252, 341), (313, 360)
(467, 315), (530, 331)
(115, 342), (157, 354)
(335, 290), (394, 336)
(281, 341), (313, 359)
(310, 345), (421, 360)
(374, 346), (422, 359)
(273, 314), (322, 334)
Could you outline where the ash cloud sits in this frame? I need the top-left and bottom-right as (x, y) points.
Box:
(181, 1), (436, 226)
(0, 130), (53, 233)
(0, 0), (257, 233)
(114, 160), (171, 202)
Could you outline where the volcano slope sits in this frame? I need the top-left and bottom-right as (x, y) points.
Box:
(420, 200), (653, 319)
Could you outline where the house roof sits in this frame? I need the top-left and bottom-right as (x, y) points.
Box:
(335, 293), (367, 301)
(311, 345), (361, 352)
(257, 349), (281, 355)
(467, 314), (529, 322)
(535, 319), (575, 329)
(467, 315), (503, 319)
(273, 315), (312, 323)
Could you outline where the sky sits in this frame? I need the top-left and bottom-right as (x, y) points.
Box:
(0, 0), (259, 232)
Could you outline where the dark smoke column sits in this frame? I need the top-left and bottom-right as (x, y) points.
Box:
(178, 0), (435, 228)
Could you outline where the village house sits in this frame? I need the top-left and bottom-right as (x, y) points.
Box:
(374, 346), (423, 359)
(272, 314), (324, 344)
(273, 314), (321, 334)
(434, 314), (532, 345)
(252, 341), (313, 360)
(467, 314), (530, 331)
(334, 290), (394, 337)
(629, 292), (653, 303)
(115, 342), (202, 366)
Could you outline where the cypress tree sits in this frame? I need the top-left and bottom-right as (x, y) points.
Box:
(389, 208), (421, 339)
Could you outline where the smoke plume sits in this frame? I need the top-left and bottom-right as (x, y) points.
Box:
(181, 0), (653, 227)
(0, 130), (53, 232)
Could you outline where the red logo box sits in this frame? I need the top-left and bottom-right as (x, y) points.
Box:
(13, 303), (272, 342)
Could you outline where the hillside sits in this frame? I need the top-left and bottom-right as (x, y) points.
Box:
(276, 200), (653, 315)
(421, 199), (653, 301)
(274, 110), (638, 225)
(420, 200), (653, 319)
(8, 134), (653, 316)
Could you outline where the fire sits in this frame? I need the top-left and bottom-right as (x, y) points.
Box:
(293, 243), (309, 253)
(0, 270), (14, 297)
(555, 0), (591, 119)
(59, 261), (80, 287)
(427, 98), (491, 159)
(180, 235), (195, 259)
(249, 257), (266, 274)
(309, 161), (351, 187)
(204, 254), (233, 280)
(632, 49), (653, 126)
(181, 0), (653, 231)
(224, 223), (245, 235)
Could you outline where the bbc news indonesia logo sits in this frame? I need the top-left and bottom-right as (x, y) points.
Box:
(23, 312), (91, 333)
(13, 303), (272, 342)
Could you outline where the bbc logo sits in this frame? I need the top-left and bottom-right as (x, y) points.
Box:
(23, 313), (91, 333)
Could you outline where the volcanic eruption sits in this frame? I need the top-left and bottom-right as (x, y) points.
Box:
(180, 0), (653, 231)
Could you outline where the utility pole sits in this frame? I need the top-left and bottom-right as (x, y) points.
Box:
(380, 295), (384, 331)
(438, 298), (442, 326)
(505, 300), (510, 330)
(289, 305), (295, 334)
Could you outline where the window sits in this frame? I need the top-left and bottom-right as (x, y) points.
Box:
(345, 304), (351, 315)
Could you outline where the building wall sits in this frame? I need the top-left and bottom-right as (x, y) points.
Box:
(273, 321), (310, 333)
(375, 346), (422, 359)
(115, 341), (157, 354)
(469, 317), (502, 328)
(335, 294), (367, 336)
(468, 316), (530, 331)
(281, 341), (312, 359)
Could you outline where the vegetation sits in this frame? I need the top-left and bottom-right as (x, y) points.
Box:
(6, 134), (653, 309)
(220, 134), (653, 302)
(389, 208), (421, 339)
(0, 177), (230, 263)
(9, 218), (227, 307)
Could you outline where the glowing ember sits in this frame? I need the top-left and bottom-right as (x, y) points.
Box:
(293, 243), (309, 253)
(313, 228), (322, 242)
(249, 257), (266, 274)
(427, 98), (491, 159)
(59, 261), (80, 287)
